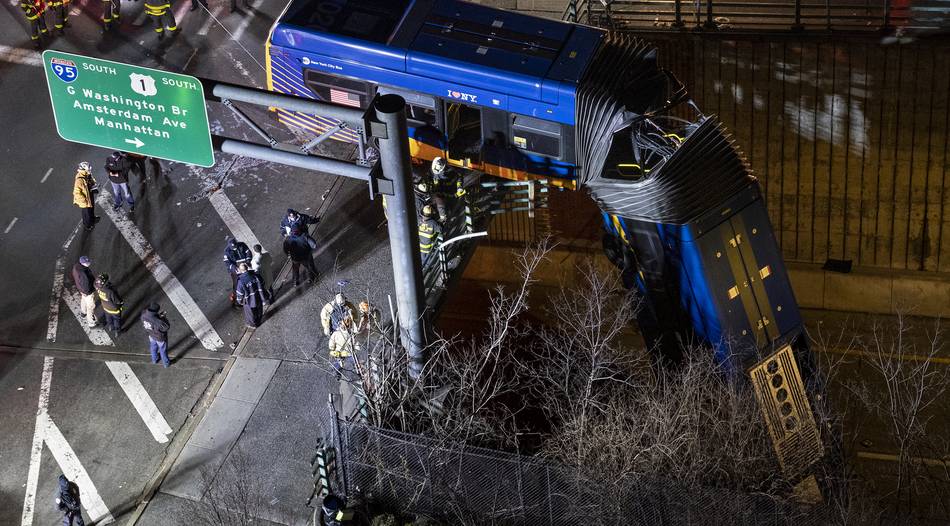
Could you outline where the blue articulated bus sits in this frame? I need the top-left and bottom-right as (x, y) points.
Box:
(266, 0), (809, 372)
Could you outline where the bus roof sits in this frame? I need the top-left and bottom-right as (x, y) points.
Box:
(271, 0), (603, 123)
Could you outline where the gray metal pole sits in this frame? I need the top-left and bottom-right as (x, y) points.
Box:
(211, 83), (364, 128)
(374, 94), (427, 379)
(219, 139), (371, 181)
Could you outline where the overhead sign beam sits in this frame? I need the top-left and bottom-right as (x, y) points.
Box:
(42, 50), (214, 167)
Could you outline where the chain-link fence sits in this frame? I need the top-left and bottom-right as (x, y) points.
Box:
(313, 403), (833, 526)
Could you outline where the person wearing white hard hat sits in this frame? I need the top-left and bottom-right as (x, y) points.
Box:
(72, 161), (99, 230)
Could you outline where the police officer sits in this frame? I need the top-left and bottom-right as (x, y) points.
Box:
(418, 205), (442, 268)
(48, 0), (69, 34)
(283, 228), (319, 286)
(73, 162), (99, 231)
(320, 293), (356, 337)
(20, 0), (48, 49)
(234, 263), (271, 328)
(56, 475), (84, 526)
(95, 273), (123, 337)
(101, 0), (119, 31)
(280, 208), (320, 237)
(141, 303), (170, 367)
(144, 0), (177, 39)
(223, 238), (252, 305)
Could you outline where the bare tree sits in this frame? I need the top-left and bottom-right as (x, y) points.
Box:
(190, 448), (281, 526)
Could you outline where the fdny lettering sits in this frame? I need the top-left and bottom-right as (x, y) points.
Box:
(447, 89), (478, 104)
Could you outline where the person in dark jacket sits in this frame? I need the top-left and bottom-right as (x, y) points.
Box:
(141, 303), (170, 367)
(280, 208), (319, 237)
(71, 256), (98, 328)
(95, 273), (123, 337)
(223, 238), (252, 305)
(235, 263), (271, 328)
(56, 474), (84, 526)
(105, 151), (134, 212)
(282, 228), (318, 286)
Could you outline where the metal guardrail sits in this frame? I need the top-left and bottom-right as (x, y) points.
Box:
(563, 0), (950, 33)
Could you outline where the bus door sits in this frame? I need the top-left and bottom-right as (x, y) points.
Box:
(445, 101), (482, 168)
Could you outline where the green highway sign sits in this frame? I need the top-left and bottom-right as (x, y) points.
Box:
(42, 50), (215, 167)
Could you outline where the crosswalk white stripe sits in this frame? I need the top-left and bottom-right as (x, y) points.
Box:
(20, 357), (53, 526)
(208, 189), (262, 250)
(0, 44), (41, 67)
(43, 414), (116, 524)
(105, 362), (173, 443)
(96, 192), (224, 350)
(231, 0), (263, 42)
(63, 288), (115, 346)
(198, 4), (225, 35)
(47, 223), (82, 342)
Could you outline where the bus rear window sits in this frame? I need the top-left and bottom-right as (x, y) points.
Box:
(283, 0), (411, 44)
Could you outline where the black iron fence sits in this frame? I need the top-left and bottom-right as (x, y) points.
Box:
(312, 403), (832, 525)
(564, 0), (950, 34)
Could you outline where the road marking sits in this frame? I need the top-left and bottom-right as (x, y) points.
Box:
(134, 9), (148, 25)
(818, 346), (950, 366)
(41, 168), (53, 183)
(43, 415), (116, 523)
(231, 0), (263, 41)
(20, 357), (53, 526)
(208, 189), (262, 249)
(97, 192), (224, 350)
(106, 362), (173, 443)
(197, 4), (225, 35)
(3, 217), (17, 233)
(21, 357), (115, 525)
(47, 223), (82, 342)
(0, 44), (41, 67)
(172, 0), (191, 28)
(63, 288), (115, 346)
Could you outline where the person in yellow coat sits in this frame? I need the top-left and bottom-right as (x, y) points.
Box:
(73, 162), (99, 230)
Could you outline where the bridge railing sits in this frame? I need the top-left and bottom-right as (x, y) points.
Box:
(563, 0), (950, 33)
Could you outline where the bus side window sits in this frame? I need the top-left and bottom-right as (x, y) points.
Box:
(407, 104), (436, 127)
(304, 69), (373, 109)
(446, 102), (482, 162)
(511, 114), (561, 159)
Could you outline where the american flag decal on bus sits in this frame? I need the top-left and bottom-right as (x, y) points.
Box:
(330, 88), (360, 108)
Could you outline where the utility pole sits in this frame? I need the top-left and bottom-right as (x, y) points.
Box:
(372, 94), (427, 379)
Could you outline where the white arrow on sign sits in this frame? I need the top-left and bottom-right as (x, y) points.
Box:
(124, 137), (144, 148)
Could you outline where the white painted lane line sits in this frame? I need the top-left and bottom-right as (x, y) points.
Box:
(231, 0), (263, 41)
(43, 415), (116, 524)
(20, 356), (53, 526)
(105, 362), (173, 443)
(4, 217), (17, 233)
(41, 168), (53, 183)
(0, 44), (41, 67)
(47, 222), (82, 342)
(97, 193), (225, 350)
(208, 190), (262, 249)
(63, 288), (115, 346)
(198, 5), (225, 35)
(172, 0), (191, 28)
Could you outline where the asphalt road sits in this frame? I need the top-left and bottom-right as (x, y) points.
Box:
(0, 1), (396, 523)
